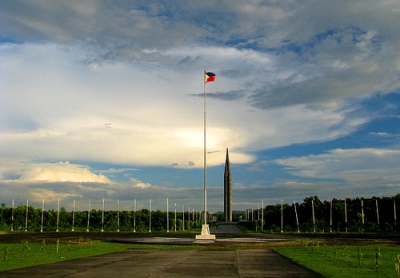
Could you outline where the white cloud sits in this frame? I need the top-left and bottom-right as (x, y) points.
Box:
(0, 160), (110, 183)
(131, 178), (152, 189)
(1, 41), (369, 168)
(276, 148), (400, 183)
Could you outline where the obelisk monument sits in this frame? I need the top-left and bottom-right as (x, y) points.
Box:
(224, 148), (232, 222)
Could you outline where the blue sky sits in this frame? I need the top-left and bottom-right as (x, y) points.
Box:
(1, 1), (399, 212)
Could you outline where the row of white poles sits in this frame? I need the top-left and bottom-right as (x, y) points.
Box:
(9, 198), (397, 233)
(8, 198), (211, 233)
(247, 198), (397, 233)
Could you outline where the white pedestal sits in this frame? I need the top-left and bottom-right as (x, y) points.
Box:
(195, 224), (216, 240)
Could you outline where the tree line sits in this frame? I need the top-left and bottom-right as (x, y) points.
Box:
(0, 205), (204, 233)
(0, 194), (399, 233)
(242, 195), (400, 233)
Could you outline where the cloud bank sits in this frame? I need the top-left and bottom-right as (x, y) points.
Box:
(1, 1), (399, 211)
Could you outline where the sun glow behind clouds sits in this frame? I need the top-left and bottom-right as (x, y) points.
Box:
(1, 160), (111, 184)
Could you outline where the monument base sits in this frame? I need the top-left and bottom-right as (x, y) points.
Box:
(195, 224), (216, 240)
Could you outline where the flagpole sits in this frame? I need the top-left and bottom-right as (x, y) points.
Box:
(196, 70), (215, 240)
(203, 70), (207, 226)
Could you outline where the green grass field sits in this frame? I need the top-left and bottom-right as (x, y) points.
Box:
(0, 237), (203, 272)
(275, 243), (400, 278)
(1, 239), (132, 272)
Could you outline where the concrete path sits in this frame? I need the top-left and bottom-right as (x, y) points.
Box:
(1, 248), (322, 277)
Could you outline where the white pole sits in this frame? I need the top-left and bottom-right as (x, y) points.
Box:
(101, 199), (104, 232)
(117, 199), (120, 232)
(281, 199), (283, 233)
(344, 198), (348, 233)
(25, 199), (28, 232)
(40, 199), (44, 232)
(72, 199), (75, 232)
(149, 199), (152, 232)
(166, 198), (169, 233)
(56, 199), (60, 232)
(330, 199), (333, 233)
(294, 201), (300, 233)
(261, 200), (264, 232)
(196, 71), (215, 240)
(394, 199), (397, 231)
(361, 199), (364, 232)
(174, 203), (177, 232)
(312, 199), (315, 233)
(133, 199), (136, 233)
(376, 199), (380, 231)
(11, 199), (14, 232)
(203, 71), (207, 226)
(87, 199), (90, 232)
(182, 204), (185, 231)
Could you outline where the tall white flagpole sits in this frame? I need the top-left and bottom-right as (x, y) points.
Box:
(203, 70), (207, 226)
(196, 70), (215, 240)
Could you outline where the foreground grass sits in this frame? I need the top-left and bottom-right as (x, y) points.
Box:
(0, 238), (199, 272)
(275, 243), (400, 278)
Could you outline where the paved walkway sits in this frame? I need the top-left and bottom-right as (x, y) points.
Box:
(2, 248), (322, 277)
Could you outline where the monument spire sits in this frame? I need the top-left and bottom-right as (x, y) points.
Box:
(224, 148), (232, 222)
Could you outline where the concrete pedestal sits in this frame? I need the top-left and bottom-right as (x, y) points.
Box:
(195, 224), (216, 240)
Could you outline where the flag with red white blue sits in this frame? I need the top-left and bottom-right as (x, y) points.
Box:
(204, 71), (216, 83)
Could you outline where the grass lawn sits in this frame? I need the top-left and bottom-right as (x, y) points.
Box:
(0, 237), (199, 272)
(275, 243), (400, 278)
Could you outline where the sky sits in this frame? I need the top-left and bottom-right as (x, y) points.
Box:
(1, 1), (400, 213)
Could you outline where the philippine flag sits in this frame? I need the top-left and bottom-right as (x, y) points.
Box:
(205, 71), (216, 83)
